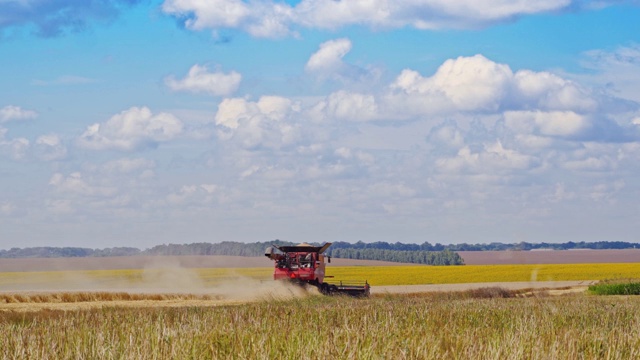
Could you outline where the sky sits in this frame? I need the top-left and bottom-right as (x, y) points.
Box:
(1, 0), (640, 249)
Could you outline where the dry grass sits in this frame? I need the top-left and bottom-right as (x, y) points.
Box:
(1, 292), (639, 359)
(0, 292), (224, 304)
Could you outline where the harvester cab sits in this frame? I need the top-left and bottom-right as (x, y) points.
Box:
(264, 242), (370, 297)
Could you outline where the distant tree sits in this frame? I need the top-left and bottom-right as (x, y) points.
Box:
(3, 240), (640, 261)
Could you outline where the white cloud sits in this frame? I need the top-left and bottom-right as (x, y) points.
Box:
(334, 146), (375, 165)
(165, 64), (241, 96)
(208, 53), (637, 151)
(77, 107), (184, 151)
(427, 122), (465, 150)
(403, 54), (513, 112)
(578, 45), (640, 103)
(2, 129), (66, 162)
(305, 38), (379, 85)
(162, 0), (293, 38)
(504, 111), (592, 138)
(166, 184), (219, 205)
(389, 55), (600, 117)
(563, 156), (616, 171)
(215, 96), (301, 149)
(0, 128), (30, 160)
(0, 105), (37, 123)
(162, 0), (573, 38)
(513, 70), (597, 112)
(504, 110), (635, 142)
(306, 38), (352, 73)
(34, 134), (67, 161)
(321, 91), (378, 122)
(101, 157), (156, 175)
(49, 172), (118, 197)
(436, 141), (538, 174)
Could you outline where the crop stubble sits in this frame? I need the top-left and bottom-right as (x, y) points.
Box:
(1, 293), (640, 359)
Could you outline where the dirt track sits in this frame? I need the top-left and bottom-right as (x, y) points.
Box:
(0, 280), (592, 312)
(372, 281), (596, 294)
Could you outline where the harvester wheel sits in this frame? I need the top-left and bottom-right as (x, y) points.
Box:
(320, 283), (329, 295)
(329, 285), (338, 294)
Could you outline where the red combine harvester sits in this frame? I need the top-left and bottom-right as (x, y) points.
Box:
(264, 242), (370, 297)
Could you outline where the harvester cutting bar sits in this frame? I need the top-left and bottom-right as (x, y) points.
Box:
(323, 280), (371, 297)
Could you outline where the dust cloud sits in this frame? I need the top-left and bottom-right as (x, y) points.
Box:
(0, 258), (311, 303)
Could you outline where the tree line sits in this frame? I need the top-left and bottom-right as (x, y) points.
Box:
(326, 248), (464, 265)
(327, 240), (640, 251)
(2, 240), (639, 265)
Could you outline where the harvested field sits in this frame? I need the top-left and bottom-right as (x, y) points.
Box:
(1, 249), (638, 273)
(2, 293), (640, 359)
(459, 249), (640, 265)
(0, 281), (593, 312)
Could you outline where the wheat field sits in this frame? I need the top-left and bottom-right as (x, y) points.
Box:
(2, 263), (640, 358)
(1, 292), (639, 359)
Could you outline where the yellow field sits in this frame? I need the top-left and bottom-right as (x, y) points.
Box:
(1, 263), (639, 290)
(328, 263), (640, 285)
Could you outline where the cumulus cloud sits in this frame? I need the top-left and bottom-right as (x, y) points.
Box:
(162, 0), (578, 38)
(504, 111), (637, 142)
(0, 0), (144, 37)
(0, 105), (37, 123)
(314, 90), (379, 122)
(304, 37), (378, 86)
(215, 96), (301, 149)
(101, 157), (156, 175)
(49, 172), (118, 197)
(77, 107), (184, 151)
(388, 54), (602, 117)
(504, 111), (592, 138)
(427, 121), (466, 150)
(436, 141), (539, 174)
(165, 64), (242, 96)
(34, 134), (67, 161)
(306, 38), (352, 73)
(209, 53), (639, 150)
(162, 0), (293, 38)
(394, 55), (513, 113)
(166, 183), (218, 205)
(1, 128), (66, 162)
(0, 128), (30, 160)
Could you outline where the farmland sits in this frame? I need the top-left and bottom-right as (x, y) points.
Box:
(2, 292), (640, 359)
(1, 251), (640, 358)
(1, 263), (639, 292)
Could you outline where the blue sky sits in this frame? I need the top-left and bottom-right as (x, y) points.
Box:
(1, 0), (640, 248)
